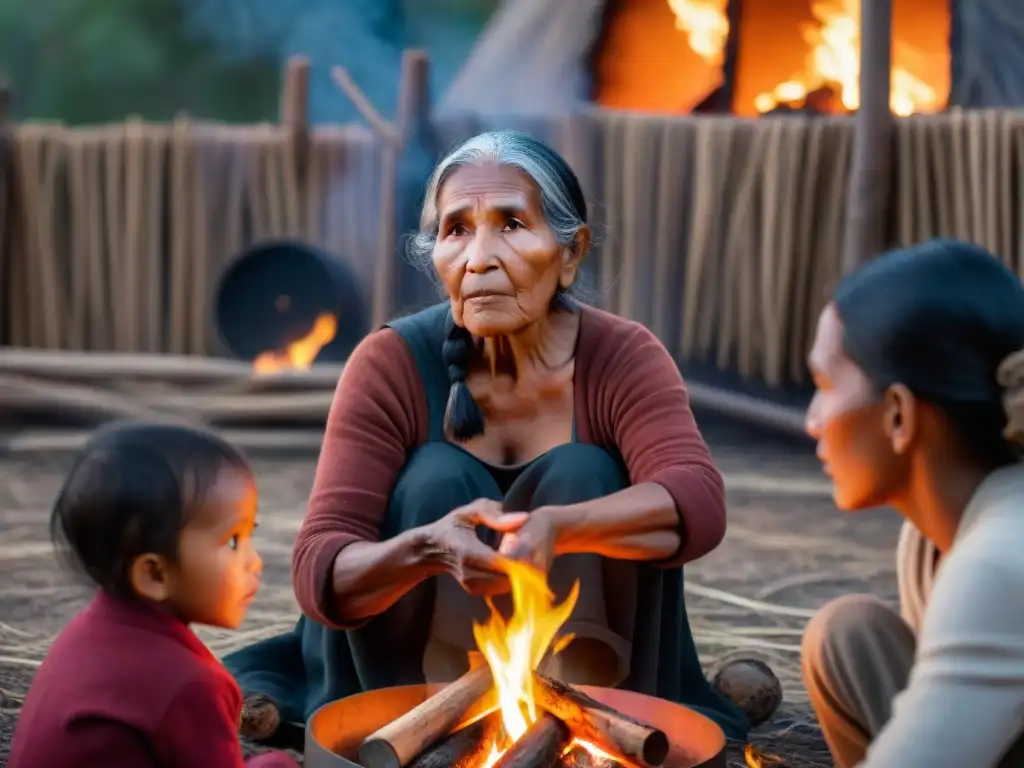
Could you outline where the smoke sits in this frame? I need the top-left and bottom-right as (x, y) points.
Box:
(181, 0), (496, 124)
(181, 0), (403, 122)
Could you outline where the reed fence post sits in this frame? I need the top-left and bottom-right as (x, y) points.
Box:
(280, 56), (312, 183)
(841, 0), (893, 273)
(332, 49), (431, 328)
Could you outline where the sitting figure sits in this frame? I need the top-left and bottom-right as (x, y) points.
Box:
(802, 239), (1024, 767)
(9, 422), (298, 768)
(226, 129), (776, 744)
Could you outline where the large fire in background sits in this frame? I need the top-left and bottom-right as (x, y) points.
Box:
(749, 0), (941, 115)
(594, 0), (949, 116)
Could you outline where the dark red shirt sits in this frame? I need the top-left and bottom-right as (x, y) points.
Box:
(10, 592), (297, 768)
(293, 304), (728, 628)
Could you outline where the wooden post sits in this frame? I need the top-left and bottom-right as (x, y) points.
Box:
(332, 49), (431, 327)
(721, 0), (743, 112)
(279, 56), (312, 181)
(0, 82), (12, 347)
(841, 0), (893, 273)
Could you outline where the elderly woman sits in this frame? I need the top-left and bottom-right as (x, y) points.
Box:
(226, 130), (750, 743)
(802, 239), (1024, 767)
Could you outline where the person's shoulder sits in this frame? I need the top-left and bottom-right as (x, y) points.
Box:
(22, 598), (216, 729)
(349, 302), (448, 369)
(579, 305), (662, 353)
(954, 465), (1024, 571)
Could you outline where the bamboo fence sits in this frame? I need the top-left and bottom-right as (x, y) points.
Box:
(2, 109), (1024, 390)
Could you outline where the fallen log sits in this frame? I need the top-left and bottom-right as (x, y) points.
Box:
(359, 665), (494, 768)
(493, 713), (570, 768)
(685, 381), (808, 439)
(0, 347), (345, 388)
(533, 673), (669, 767)
(0, 428), (327, 456)
(0, 375), (336, 427)
(407, 711), (502, 768)
(0, 348), (252, 383)
(0, 374), (169, 423)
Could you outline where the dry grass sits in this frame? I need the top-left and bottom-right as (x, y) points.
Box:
(0, 415), (902, 767)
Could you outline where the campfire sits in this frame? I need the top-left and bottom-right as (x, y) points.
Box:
(252, 311), (338, 375)
(356, 561), (670, 768)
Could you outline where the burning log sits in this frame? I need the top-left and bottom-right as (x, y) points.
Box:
(533, 673), (669, 767)
(493, 713), (571, 768)
(407, 711), (502, 768)
(359, 665), (494, 768)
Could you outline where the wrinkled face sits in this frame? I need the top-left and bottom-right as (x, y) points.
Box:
(431, 163), (585, 337)
(168, 468), (263, 629)
(806, 304), (911, 510)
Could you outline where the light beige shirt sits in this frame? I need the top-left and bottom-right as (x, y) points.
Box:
(863, 465), (1024, 767)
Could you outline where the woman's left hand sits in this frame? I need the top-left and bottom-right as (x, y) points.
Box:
(499, 508), (559, 572)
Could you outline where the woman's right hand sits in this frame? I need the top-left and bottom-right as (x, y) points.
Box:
(423, 499), (528, 597)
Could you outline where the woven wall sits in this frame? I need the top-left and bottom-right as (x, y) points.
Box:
(2, 109), (1023, 388)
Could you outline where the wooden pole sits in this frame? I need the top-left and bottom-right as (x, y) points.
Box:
(840, 0), (893, 273)
(0, 82), (12, 348)
(331, 49), (432, 327)
(279, 56), (312, 181)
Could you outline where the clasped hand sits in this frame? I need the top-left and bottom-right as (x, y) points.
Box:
(424, 499), (558, 596)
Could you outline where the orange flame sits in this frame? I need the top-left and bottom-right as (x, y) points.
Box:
(744, 743), (782, 767)
(474, 561), (579, 765)
(472, 562), (638, 765)
(754, 0), (940, 116)
(252, 312), (337, 374)
(666, 0), (730, 66)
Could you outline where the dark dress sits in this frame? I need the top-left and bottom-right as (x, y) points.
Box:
(224, 304), (749, 742)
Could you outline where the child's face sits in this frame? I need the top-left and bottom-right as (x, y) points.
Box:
(169, 467), (263, 629)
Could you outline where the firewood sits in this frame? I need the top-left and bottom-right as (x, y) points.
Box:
(407, 711), (502, 768)
(359, 665), (493, 768)
(533, 673), (669, 767)
(492, 713), (570, 768)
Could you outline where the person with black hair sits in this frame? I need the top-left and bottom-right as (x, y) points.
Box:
(224, 130), (761, 744)
(802, 238), (1024, 767)
(8, 421), (298, 768)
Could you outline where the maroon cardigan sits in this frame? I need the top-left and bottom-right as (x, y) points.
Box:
(9, 593), (297, 768)
(292, 305), (727, 629)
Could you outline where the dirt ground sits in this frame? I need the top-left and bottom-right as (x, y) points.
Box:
(0, 413), (903, 767)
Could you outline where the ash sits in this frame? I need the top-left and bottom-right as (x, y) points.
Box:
(560, 745), (620, 767)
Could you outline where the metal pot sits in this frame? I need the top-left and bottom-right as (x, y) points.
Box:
(304, 684), (727, 768)
(213, 238), (369, 364)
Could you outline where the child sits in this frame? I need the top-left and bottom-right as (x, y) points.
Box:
(9, 422), (299, 768)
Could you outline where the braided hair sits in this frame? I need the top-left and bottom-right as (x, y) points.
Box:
(416, 131), (590, 442)
(443, 309), (485, 441)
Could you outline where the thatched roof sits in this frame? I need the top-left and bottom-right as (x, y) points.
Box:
(438, 0), (608, 116)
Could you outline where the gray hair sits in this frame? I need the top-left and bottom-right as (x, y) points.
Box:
(407, 130), (590, 297)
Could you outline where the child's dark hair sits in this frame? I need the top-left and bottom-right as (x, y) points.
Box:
(50, 421), (252, 598)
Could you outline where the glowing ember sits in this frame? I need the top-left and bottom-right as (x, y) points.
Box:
(744, 743), (781, 767)
(471, 561), (638, 766)
(252, 312), (337, 374)
(666, 0), (730, 66)
(753, 0), (940, 116)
